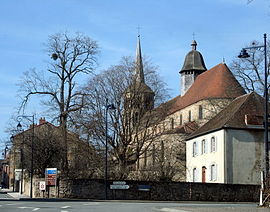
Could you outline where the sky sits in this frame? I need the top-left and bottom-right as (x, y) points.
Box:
(0, 0), (270, 150)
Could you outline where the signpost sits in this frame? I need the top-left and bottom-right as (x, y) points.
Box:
(45, 168), (57, 186)
(110, 181), (129, 190)
(39, 181), (46, 198)
(45, 168), (57, 198)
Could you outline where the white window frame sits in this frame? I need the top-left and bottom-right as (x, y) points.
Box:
(192, 141), (198, 157)
(210, 163), (217, 181)
(210, 136), (217, 152)
(193, 167), (198, 182)
(201, 139), (206, 154)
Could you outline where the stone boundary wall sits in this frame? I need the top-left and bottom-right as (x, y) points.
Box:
(58, 179), (260, 202)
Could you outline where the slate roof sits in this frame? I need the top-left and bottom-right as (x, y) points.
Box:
(170, 63), (246, 114)
(187, 92), (266, 140)
(180, 40), (207, 73)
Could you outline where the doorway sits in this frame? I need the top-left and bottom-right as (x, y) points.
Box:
(202, 166), (206, 183)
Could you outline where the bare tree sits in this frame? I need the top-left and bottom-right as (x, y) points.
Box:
(71, 56), (170, 179)
(230, 40), (270, 96)
(18, 32), (99, 172)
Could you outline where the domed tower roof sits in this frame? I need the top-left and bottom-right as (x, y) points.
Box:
(180, 40), (207, 73)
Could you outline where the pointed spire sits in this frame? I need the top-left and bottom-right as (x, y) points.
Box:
(135, 35), (145, 83)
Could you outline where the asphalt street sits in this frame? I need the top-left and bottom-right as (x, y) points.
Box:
(0, 201), (268, 212)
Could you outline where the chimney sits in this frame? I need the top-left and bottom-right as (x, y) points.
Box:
(39, 117), (47, 125)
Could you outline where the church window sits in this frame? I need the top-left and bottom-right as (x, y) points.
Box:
(193, 168), (198, 182)
(137, 158), (140, 170)
(199, 105), (203, 119)
(180, 114), (183, 125)
(210, 164), (217, 181)
(152, 144), (156, 166)
(210, 136), (216, 152)
(144, 151), (147, 168)
(161, 140), (165, 162)
(188, 110), (192, 122)
(170, 118), (174, 129)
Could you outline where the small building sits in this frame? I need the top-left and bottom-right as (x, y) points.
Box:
(186, 92), (267, 184)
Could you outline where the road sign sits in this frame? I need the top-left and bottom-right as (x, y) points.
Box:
(39, 181), (46, 191)
(113, 181), (126, 185)
(45, 168), (57, 186)
(138, 185), (150, 191)
(110, 184), (130, 190)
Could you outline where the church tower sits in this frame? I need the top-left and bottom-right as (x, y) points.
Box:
(180, 40), (207, 95)
(124, 35), (155, 124)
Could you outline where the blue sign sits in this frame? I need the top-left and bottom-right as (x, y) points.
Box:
(47, 170), (57, 174)
(138, 185), (151, 191)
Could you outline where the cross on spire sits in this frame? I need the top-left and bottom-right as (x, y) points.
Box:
(192, 32), (196, 40)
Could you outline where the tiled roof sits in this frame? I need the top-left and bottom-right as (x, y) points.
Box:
(170, 63), (246, 113)
(187, 92), (266, 139)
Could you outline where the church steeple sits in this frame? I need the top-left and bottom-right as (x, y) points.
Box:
(124, 35), (155, 125)
(135, 35), (145, 83)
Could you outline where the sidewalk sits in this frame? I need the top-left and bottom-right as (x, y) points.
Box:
(1, 188), (29, 200)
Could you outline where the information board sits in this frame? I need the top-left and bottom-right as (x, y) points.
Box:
(45, 168), (57, 186)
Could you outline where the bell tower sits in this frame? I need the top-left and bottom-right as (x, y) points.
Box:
(124, 35), (155, 125)
(180, 40), (207, 95)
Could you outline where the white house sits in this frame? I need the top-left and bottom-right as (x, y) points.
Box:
(186, 92), (268, 185)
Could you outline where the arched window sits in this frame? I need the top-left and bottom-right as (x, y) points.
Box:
(199, 105), (203, 119)
(152, 144), (156, 166)
(210, 136), (216, 152)
(201, 139), (206, 154)
(171, 118), (174, 129)
(192, 141), (198, 157)
(180, 114), (183, 125)
(188, 110), (192, 122)
(210, 164), (217, 181)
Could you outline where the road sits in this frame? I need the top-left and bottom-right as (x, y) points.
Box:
(0, 201), (268, 212)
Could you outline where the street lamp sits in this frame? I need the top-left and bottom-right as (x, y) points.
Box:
(16, 115), (35, 198)
(238, 33), (269, 177)
(16, 123), (24, 195)
(105, 99), (116, 200)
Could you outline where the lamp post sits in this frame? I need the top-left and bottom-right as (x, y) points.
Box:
(10, 135), (15, 192)
(16, 115), (35, 198)
(105, 99), (116, 200)
(16, 124), (24, 195)
(238, 33), (269, 177)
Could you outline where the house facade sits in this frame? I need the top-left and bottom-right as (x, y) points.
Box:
(186, 92), (267, 185)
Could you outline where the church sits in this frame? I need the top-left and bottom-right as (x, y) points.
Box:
(127, 35), (267, 185)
